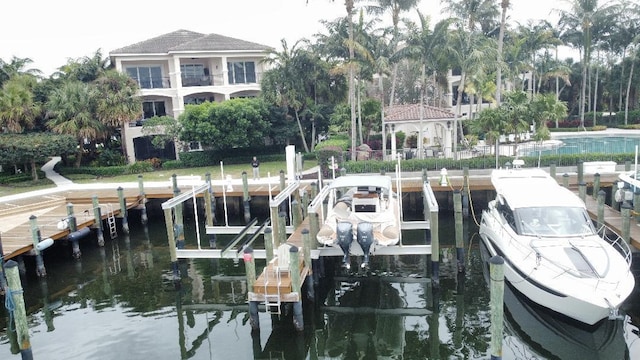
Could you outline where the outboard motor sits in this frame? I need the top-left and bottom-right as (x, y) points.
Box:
(336, 221), (353, 269)
(357, 222), (374, 269)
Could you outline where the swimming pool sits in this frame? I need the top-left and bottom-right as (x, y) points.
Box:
(519, 135), (640, 156)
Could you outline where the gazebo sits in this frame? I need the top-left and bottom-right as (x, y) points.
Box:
(383, 103), (456, 159)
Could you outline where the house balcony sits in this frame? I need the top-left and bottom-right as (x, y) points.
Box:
(180, 72), (263, 88)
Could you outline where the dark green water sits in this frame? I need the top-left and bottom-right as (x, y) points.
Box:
(0, 201), (638, 359)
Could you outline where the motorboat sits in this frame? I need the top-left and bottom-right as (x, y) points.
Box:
(315, 175), (400, 269)
(479, 166), (635, 326)
(616, 170), (640, 204)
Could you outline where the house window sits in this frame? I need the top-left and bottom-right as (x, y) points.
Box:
(227, 61), (256, 84)
(181, 64), (205, 78)
(126, 66), (163, 89)
(142, 101), (166, 119)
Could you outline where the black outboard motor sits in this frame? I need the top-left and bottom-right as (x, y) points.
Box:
(357, 222), (374, 269)
(336, 221), (353, 269)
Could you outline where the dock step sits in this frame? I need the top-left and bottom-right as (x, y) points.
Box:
(264, 294), (281, 314)
(106, 204), (117, 239)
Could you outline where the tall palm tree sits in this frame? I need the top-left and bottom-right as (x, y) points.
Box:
(399, 15), (452, 157)
(0, 74), (40, 133)
(46, 81), (107, 167)
(495, 0), (510, 106)
(441, 0), (500, 34)
(557, 0), (615, 129)
(56, 50), (110, 83)
(93, 69), (142, 159)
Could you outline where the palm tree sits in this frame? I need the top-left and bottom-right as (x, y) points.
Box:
(495, 0), (510, 105)
(0, 74), (40, 133)
(399, 14), (452, 157)
(46, 80), (107, 167)
(557, 0), (616, 129)
(441, 0), (500, 34)
(0, 56), (42, 86)
(56, 50), (110, 83)
(93, 70), (142, 158)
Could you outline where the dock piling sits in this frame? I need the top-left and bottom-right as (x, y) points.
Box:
(429, 207), (440, 287)
(117, 187), (129, 234)
(462, 167), (469, 217)
(67, 203), (81, 258)
(577, 161), (584, 185)
(597, 190), (605, 227)
(612, 182), (620, 211)
(29, 215), (46, 277)
(172, 174), (185, 249)
(204, 173), (216, 248)
(453, 190), (465, 273)
(593, 173), (600, 199)
(489, 256), (505, 360)
(277, 212), (287, 247)
(550, 162), (556, 179)
(634, 189), (640, 224)
(92, 195), (104, 246)
(0, 234), (7, 292)
(622, 202), (632, 244)
(579, 181), (586, 202)
(242, 171), (251, 223)
(5, 260), (33, 360)
(289, 246), (304, 331)
(563, 173), (569, 188)
(264, 228), (274, 262)
(163, 208), (180, 283)
(292, 199), (301, 228)
(279, 170), (286, 190)
(138, 175), (148, 224)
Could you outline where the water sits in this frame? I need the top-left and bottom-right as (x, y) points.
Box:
(523, 136), (640, 156)
(1, 203), (639, 359)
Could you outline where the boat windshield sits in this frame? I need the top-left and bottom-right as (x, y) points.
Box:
(515, 206), (595, 237)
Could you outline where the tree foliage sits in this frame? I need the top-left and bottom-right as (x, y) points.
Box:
(179, 98), (270, 150)
(0, 133), (76, 179)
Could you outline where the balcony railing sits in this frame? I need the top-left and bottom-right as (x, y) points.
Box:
(132, 77), (171, 89)
(180, 72), (263, 87)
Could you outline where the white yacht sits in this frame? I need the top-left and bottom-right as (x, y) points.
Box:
(479, 166), (635, 325)
(315, 175), (400, 269)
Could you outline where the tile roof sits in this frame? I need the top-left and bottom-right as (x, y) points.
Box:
(110, 29), (273, 55)
(384, 103), (455, 122)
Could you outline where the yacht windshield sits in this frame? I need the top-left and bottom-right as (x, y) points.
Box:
(516, 206), (595, 237)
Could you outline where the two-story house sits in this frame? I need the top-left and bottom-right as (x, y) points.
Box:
(109, 29), (273, 163)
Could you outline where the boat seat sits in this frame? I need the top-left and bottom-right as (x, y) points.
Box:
(334, 201), (351, 219)
(275, 243), (292, 272)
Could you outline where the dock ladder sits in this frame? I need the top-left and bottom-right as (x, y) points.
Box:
(263, 243), (292, 314)
(105, 204), (118, 239)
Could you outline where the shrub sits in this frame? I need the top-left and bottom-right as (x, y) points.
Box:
(315, 138), (350, 151)
(317, 146), (344, 177)
(126, 161), (154, 174)
(162, 160), (184, 169)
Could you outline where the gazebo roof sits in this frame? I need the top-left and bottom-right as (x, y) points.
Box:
(384, 103), (455, 122)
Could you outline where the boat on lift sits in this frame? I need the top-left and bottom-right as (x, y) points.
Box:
(315, 175), (400, 269)
(479, 163), (635, 326)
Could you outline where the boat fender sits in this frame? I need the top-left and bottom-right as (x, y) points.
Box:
(614, 189), (623, 203)
(36, 238), (54, 251)
(57, 218), (70, 230)
(68, 227), (91, 241)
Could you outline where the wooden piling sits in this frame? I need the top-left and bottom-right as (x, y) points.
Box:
(163, 208), (179, 281)
(138, 175), (148, 224)
(593, 173), (600, 199)
(625, 160), (631, 171)
(204, 173), (216, 248)
(462, 167), (469, 217)
(301, 229), (311, 270)
(289, 246), (304, 331)
(270, 205), (280, 248)
(5, 260), (33, 360)
(301, 190), (309, 218)
(622, 202), (631, 245)
(67, 203), (81, 258)
(579, 181), (586, 203)
(172, 174), (185, 249)
(550, 162), (556, 179)
(264, 228), (274, 262)
(92, 195), (104, 246)
(243, 247), (256, 289)
(453, 190), (465, 273)
(29, 215), (46, 277)
(489, 256), (505, 360)
(577, 161), (584, 185)
(242, 171), (251, 223)
(292, 199), (301, 228)
(563, 173), (569, 188)
(277, 212), (287, 247)
(117, 186), (129, 234)
(597, 190), (605, 227)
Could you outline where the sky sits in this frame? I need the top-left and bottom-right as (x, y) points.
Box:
(0, 0), (572, 77)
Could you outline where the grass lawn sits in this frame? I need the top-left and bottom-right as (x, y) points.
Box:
(0, 180), (57, 197)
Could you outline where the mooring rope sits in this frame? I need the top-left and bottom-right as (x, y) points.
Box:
(4, 286), (21, 332)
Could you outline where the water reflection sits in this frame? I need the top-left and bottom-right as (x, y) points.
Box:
(0, 213), (637, 359)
